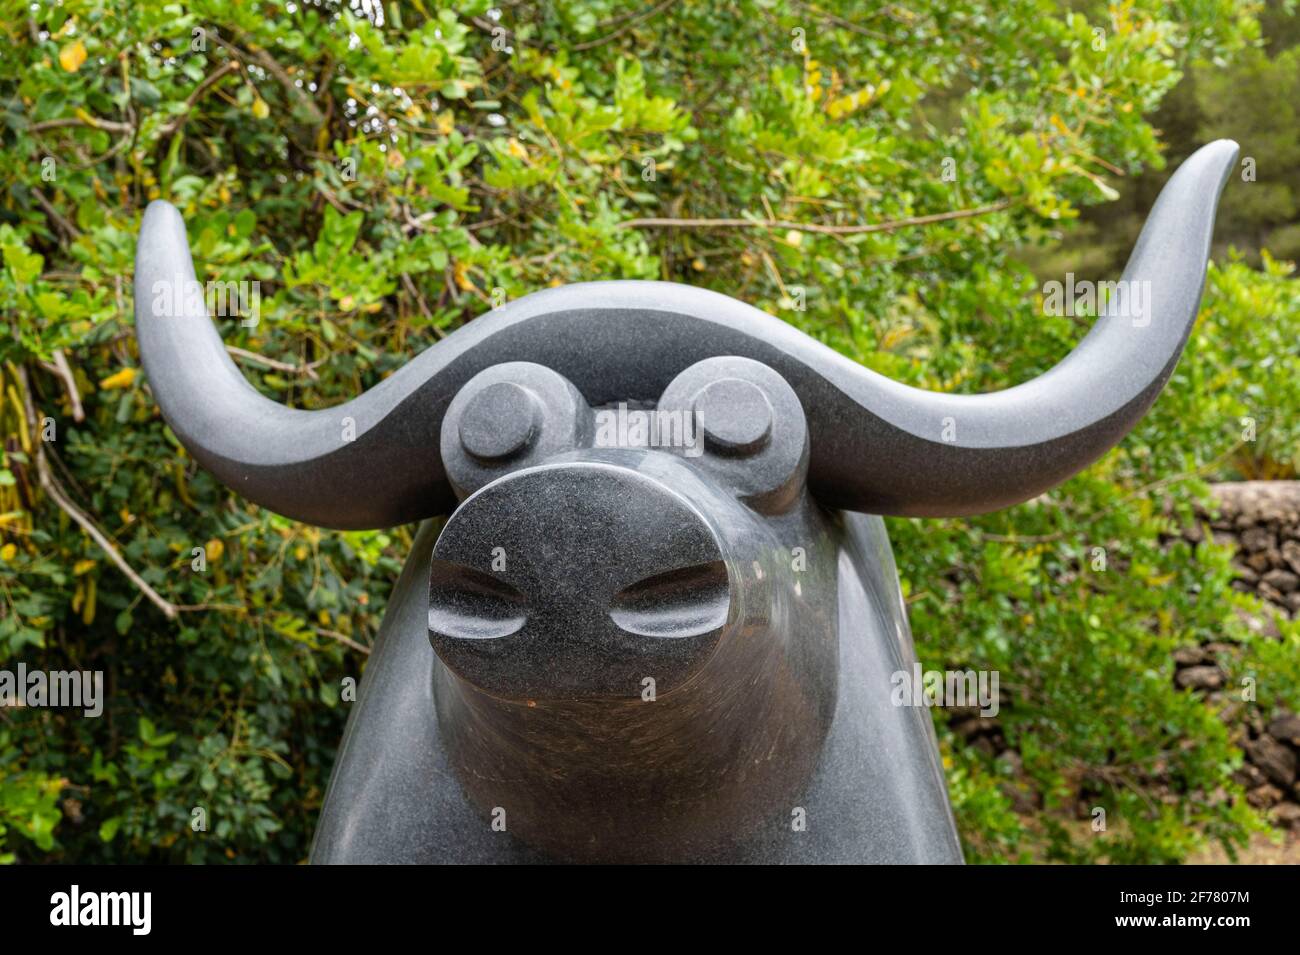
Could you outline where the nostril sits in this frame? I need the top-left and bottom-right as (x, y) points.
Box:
(609, 561), (731, 638)
(428, 560), (526, 642)
(429, 462), (734, 699)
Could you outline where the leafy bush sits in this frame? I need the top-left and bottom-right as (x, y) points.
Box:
(0, 0), (1295, 863)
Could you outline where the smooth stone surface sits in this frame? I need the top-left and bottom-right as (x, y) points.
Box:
(458, 381), (540, 460)
(310, 511), (964, 864)
(694, 377), (773, 455)
(428, 461), (731, 700)
(659, 356), (809, 513)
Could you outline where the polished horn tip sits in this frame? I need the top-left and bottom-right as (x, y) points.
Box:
(140, 197), (183, 231)
(137, 199), (189, 262)
(1186, 138), (1240, 189)
(142, 197), (181, 221)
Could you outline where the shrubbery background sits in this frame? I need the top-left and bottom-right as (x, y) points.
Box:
(1, 0), (1298, 863)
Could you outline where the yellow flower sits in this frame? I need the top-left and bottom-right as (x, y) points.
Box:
(453, 260), (475, 291)
(59, 40), (87, 73)
(0, 543), (17, 562)
(99, 367), (136, 390)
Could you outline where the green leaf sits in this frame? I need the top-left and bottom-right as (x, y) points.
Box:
(99, 816), (123, 842)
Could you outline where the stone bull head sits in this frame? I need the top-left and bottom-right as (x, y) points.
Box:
(134, 141), (1237, 863)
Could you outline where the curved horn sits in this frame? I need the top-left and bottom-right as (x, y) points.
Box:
(800, 138), (1241, 516)
(134, 199), (460, 528)
(134, 140), (1237, 527)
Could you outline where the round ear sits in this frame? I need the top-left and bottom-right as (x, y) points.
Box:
(439, 362), (591, 500)
(657, 357), (808, 513)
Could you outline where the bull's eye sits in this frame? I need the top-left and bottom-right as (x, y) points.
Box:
(428, 560), (526, 641)
(609, 561), (730, 638)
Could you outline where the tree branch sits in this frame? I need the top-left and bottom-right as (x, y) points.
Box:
(50, 348), (85, 422)
(158, 60), (242, 137)
(27, 115), (135, 134)
(572, 0), (679, 51)
(313, 626), (371, 655)
(226, 345), (325, 379)
(209, 34), (324, 123)
(619, 198), (1015, 235)
(16, 366), (178, 620)
(30, 186), (81, 242)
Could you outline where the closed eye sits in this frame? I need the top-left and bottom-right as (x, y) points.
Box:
(609, 561), (730, 638)
(428, 560), (526, 641)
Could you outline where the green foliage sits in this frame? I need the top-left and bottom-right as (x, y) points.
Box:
(1195, 33), (1300, 261)
(0, 0), (1293, 864)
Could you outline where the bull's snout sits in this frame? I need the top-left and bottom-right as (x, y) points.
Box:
(428, 462), (735, 701)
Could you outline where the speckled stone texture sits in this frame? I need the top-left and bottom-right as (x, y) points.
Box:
(310, 512), (964, 863)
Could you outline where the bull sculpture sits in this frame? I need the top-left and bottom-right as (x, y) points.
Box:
(133, 140), (1238, 864)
